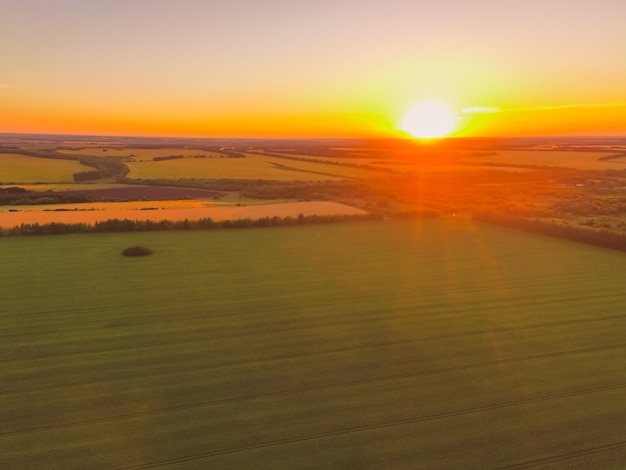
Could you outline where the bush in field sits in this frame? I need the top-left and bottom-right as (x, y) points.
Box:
(121, 246), (153, 257)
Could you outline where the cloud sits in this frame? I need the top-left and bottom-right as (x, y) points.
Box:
(462, 106), (501, 114)
(534, 102), (626, 111)
(503, 102), (626, 113)
(461, 102), (626, 115)
(0, 84), (9, 89)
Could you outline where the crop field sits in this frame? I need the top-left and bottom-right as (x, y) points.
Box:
(0, 183), (139, 192)
(56, 147), (225, 161)
(268, 153), (528, 173)
(2, 219), (626, 468)
(125, 153), (382, 180)
(0, 153), (86, 183)
(269, 150), (619, 172)
(0, 201), (366, 227)
(467, 150), (622, 170)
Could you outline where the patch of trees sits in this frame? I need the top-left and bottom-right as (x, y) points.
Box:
(73, 170), (103, 182)
(54, 146), (90, 152)
(552, 197), (626, 216)
(153, 155), (184, 161)
(73, 156), (129, 182)
(0, 186), (28, 194)
(474, 212), (626, 252)
(0, 190), (92, 206)
(219, 151), (245, 158)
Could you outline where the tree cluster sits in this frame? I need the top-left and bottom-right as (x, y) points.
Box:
(473, 212), (626, 252)
(73, 156), (129, 182)
(0, 189), (91, 206)
(0, 186), (28, 195)
(153, 155), (184, 161)
(552, 197), (626, 216)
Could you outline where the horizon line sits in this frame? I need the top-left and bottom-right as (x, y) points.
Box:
(1, 131), (626, 141)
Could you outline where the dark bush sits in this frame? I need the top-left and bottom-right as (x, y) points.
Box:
(121, 246), (153, 257)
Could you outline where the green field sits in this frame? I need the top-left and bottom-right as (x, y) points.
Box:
(0, 154), (86, 183)
(126, 153), (381, 180)
(2, 219), (626, 468)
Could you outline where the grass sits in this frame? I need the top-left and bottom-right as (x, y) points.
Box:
(2, 219), (626, 468)
(0, 153), (86, 183)
(125, 153), (382, 180)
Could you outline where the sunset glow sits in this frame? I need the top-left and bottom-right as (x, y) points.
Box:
(400, 101), (457, 139)
(1, 1), (626, 138)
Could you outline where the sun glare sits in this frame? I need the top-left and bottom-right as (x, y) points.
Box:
(400, 101), (457, 139)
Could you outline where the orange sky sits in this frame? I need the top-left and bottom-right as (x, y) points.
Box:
(2, 1), (626, 138)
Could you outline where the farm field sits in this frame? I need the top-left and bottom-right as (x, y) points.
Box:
(0, 153), (86, 183)
(247, 149), (624, 173)
(125, 153), (383, 180)
(56, 147), (225, 161)
(0, 183), (137, 192)
(467, 150), (622, 170)
(0, 201), (365, 228)
(266, 153), (530, 173)
(2, 219), (626, 468)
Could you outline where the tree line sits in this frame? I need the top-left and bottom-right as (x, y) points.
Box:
(152, 155), (185, 162)
(0, 210), (437, 237)
(73, 156), (129, 182)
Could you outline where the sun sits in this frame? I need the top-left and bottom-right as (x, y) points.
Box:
(400, 101), (457, 139)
